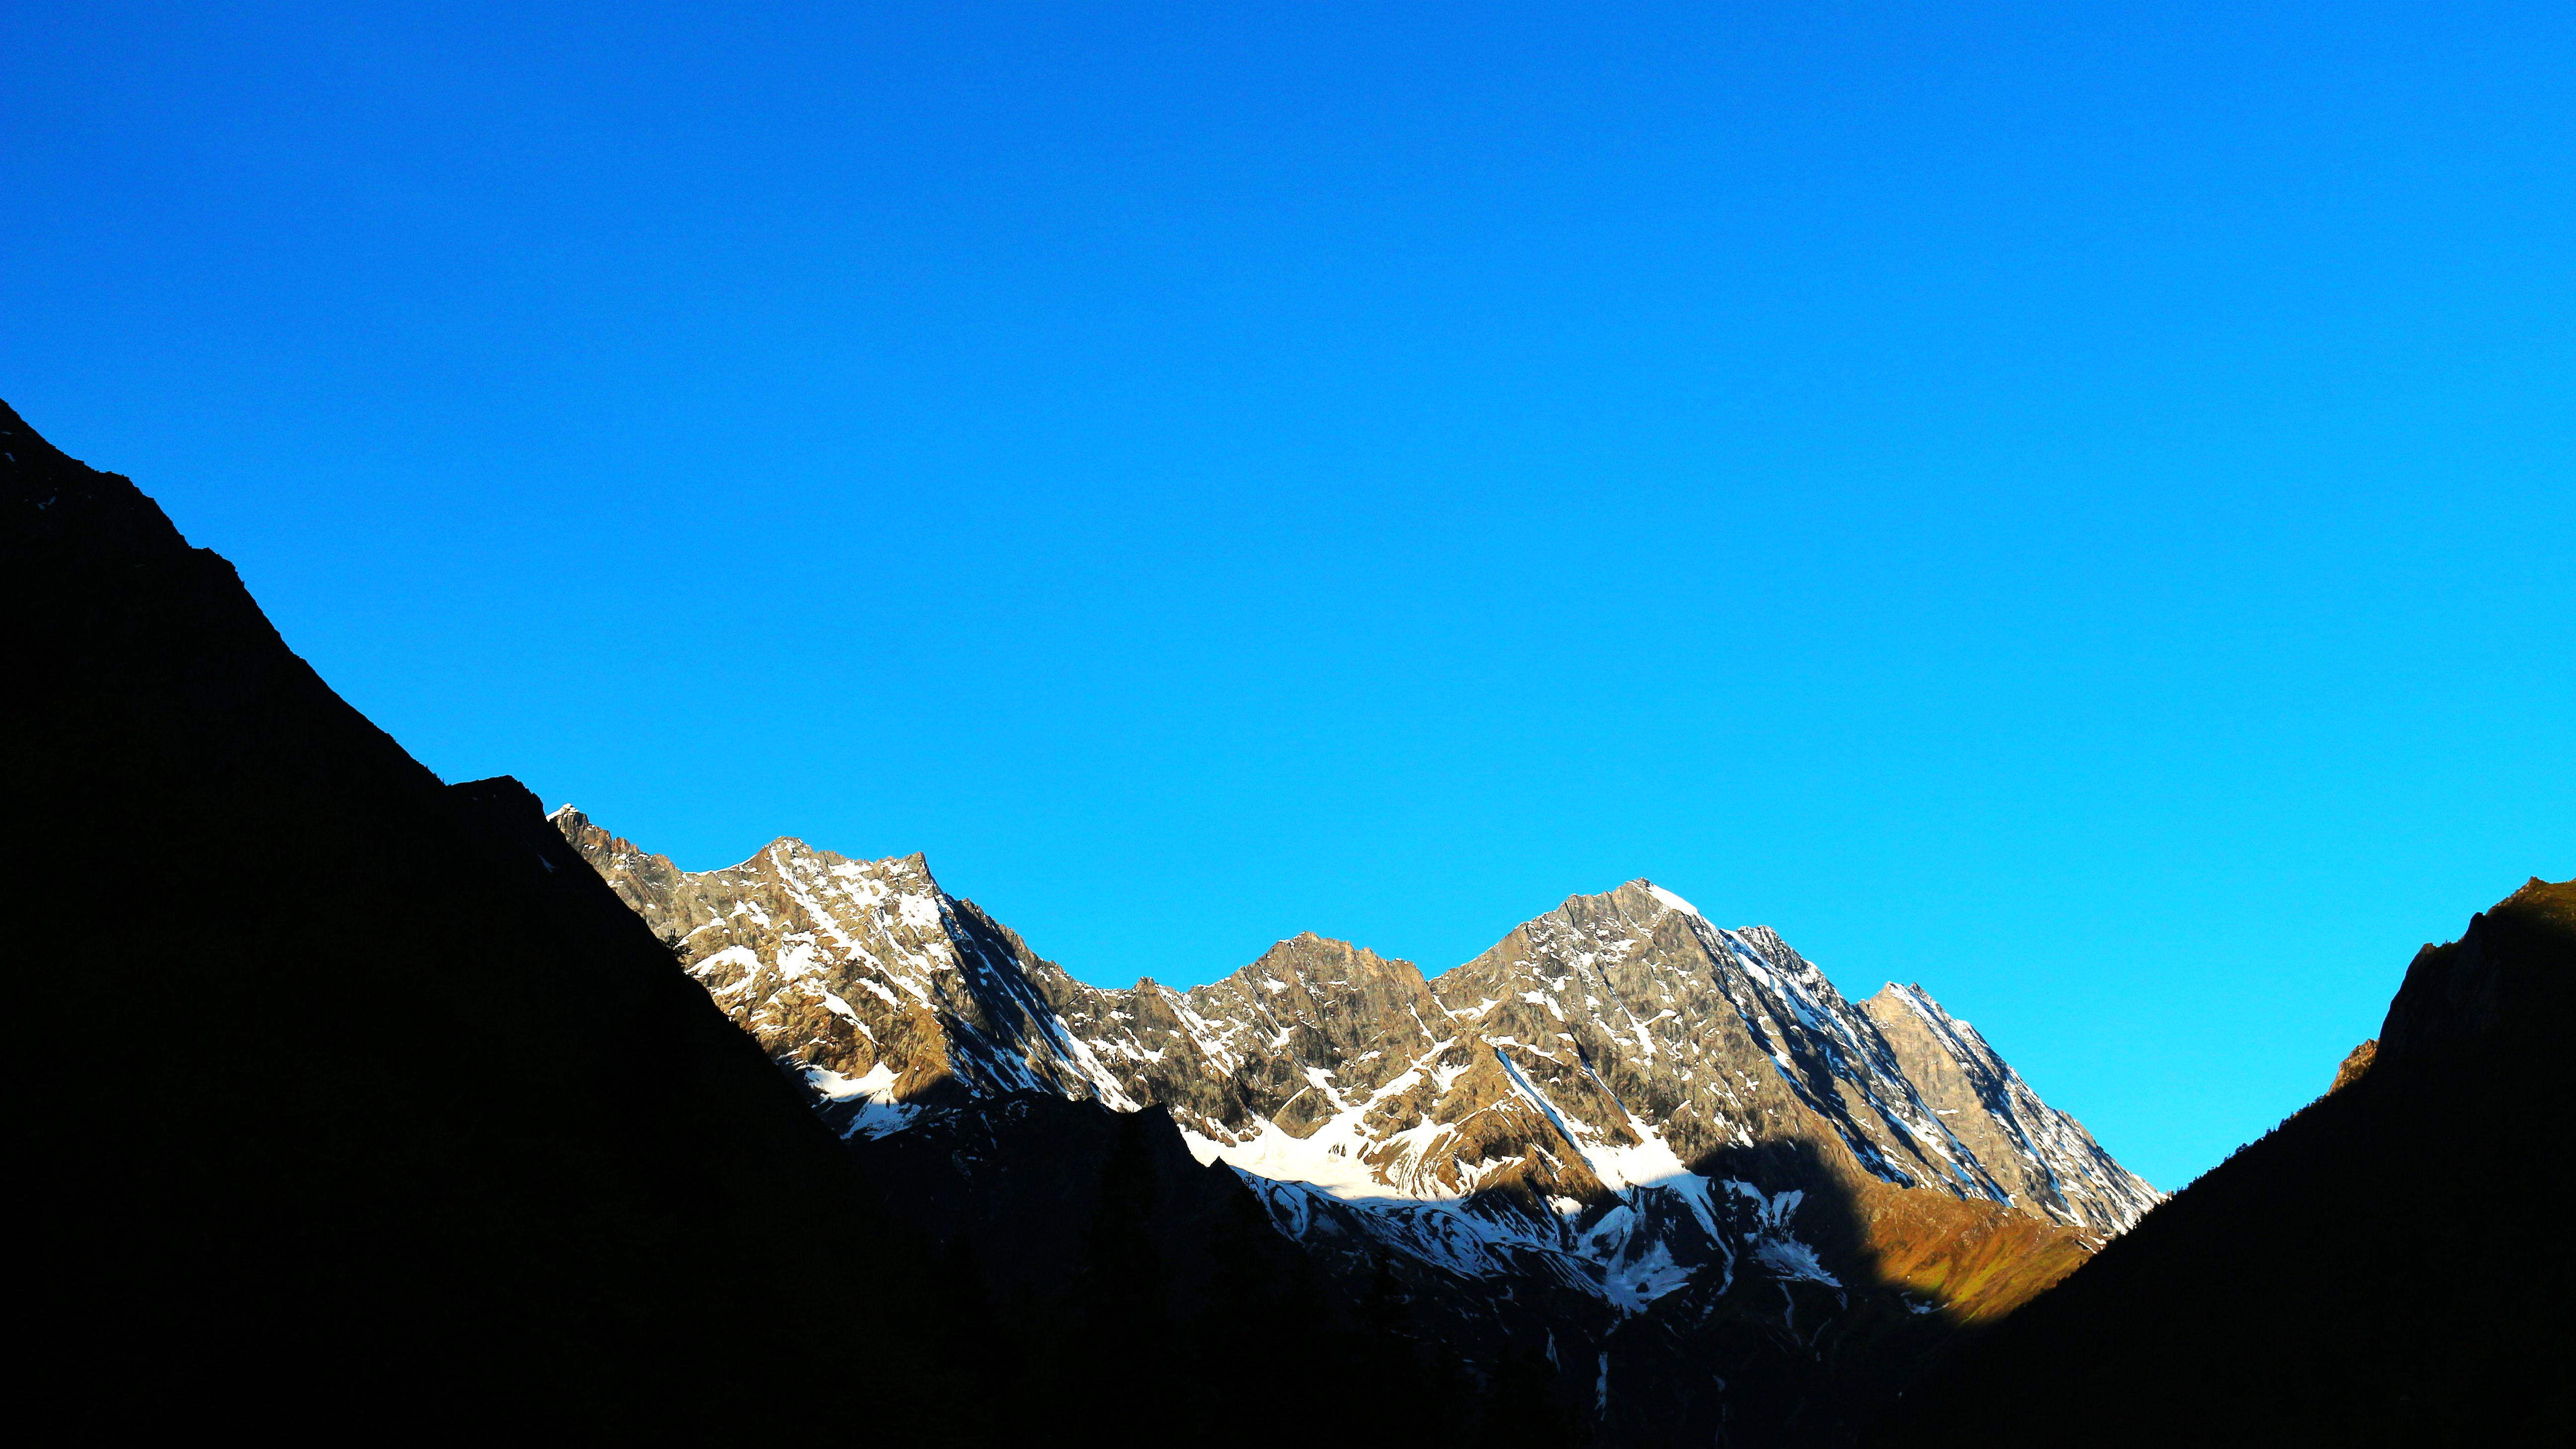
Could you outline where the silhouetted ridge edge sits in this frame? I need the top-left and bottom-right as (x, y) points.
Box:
(1865, 875), (2573, 1447)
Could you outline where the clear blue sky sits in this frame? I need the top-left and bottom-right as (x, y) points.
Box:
(6, 3), (2569, 1190)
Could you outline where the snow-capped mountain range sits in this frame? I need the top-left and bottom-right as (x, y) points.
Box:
(551, 808), (2155, 1319)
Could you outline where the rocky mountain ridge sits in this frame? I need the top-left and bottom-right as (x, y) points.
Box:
(8, 396), (1540, 1449)
(553, 810), (2155, 1323)
(44, 384), (2543, 1444)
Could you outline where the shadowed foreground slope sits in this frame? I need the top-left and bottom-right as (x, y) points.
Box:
(2, 398), (1543, 1446)
(0, 388), (2173, 1446)
(1869, 876), (2575, 1447)
(3, 399), (972, 1435)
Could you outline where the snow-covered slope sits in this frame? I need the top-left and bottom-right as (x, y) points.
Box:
(554, 808), (2155, 1318)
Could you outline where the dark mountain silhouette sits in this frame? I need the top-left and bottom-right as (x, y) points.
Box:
(1867, 876), (2574, 1447)
(33, 391), (2542, 1446)
(4, 397), (967, 1435)
(0, 398), (1498, 1444)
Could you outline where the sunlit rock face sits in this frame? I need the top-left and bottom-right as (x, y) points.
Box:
(557, 809), (2154, 1318)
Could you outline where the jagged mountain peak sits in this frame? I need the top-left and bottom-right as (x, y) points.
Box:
(2378, 874), (2574, 1067)
(1438, 876), (1813, 999)
(553, 804), (939, 891)
(560, 807), (2156, 1232)
(1859, 981), (2157, 1230)
(1224, 931), (1428, 994)
(548, 806), (2166, 1440)
(1640, 879), (1704, 914)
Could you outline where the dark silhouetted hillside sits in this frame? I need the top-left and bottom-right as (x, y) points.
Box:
(2, 398), (1541, 1446)
(1867, 876), (2574, 1447)
(3, 398), (984, 1435)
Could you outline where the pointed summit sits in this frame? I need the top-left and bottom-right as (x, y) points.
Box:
(1861, 983), (2158, 1231)
(561, 807), (2158, 1249)
(553, 805), (2161, 1442)
(1640, 881), (1704, 917)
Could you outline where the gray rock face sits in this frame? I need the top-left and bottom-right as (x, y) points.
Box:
(1861, 982), (2161, 1235)
(553, 808), (2155, 1312)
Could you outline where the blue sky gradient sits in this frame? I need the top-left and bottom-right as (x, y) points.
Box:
(6, 2), (2570, 1189)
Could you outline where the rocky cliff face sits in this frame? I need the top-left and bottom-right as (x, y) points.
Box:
(1860, 982), (2155, 1236)
(555, 811), (2153, 1357)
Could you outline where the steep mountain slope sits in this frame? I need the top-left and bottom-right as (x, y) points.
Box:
(1419, 882), (2154, 1241)
(5, 400), (1503, 1449)
(3, 399), (970, 1435)
(1868, 876), (2575, 1447)
(1860, 982), (2151, 1236)
(559, 808), (2155, 1442)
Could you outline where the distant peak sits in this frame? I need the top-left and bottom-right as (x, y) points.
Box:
(1257, 932), (1363, 963)
(881, 849), (938, 883)
(1641, 882), (1702, 918)
(1872, 981), (1949, 1016)
(1239, 932), (1423, 986)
